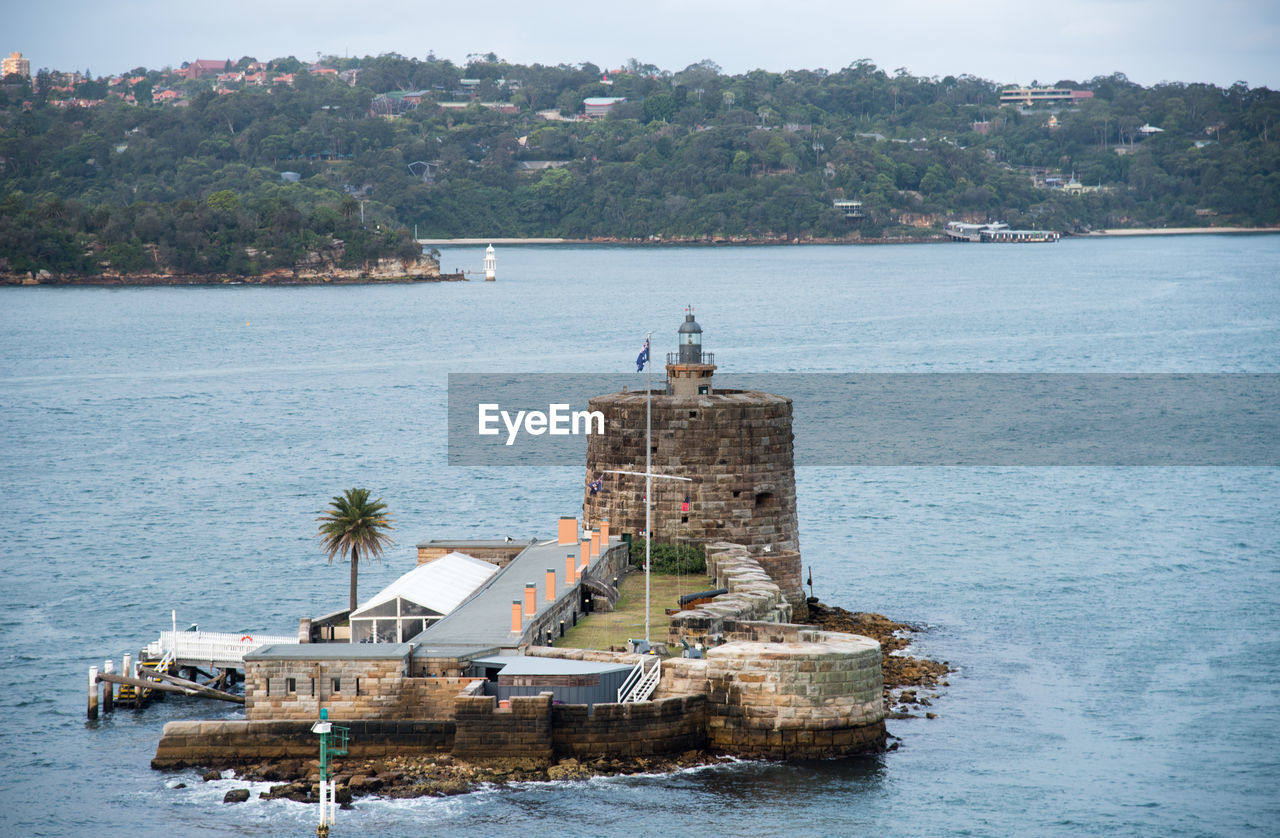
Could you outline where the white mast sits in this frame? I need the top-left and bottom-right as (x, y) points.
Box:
(644, 330), (651, 643)
(604, 330), (690, 643)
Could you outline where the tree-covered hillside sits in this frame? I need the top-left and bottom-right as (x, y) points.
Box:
(2, 54), (1277, 276)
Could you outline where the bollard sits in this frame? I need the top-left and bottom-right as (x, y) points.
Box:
(102, 659), (114, 714)
(546, 629), (553, 646)
(88, 666), (99, 720)
(559, 619), (565, 638)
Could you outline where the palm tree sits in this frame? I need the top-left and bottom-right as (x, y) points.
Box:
(317, 488), (394, 613)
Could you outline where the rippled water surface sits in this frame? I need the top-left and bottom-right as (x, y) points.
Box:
(2, 236), (1278, 836)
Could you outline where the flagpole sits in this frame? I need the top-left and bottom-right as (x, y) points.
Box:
(644, 330), (652, 644)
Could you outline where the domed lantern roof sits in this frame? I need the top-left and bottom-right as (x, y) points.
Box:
(677, 310), (703, 362)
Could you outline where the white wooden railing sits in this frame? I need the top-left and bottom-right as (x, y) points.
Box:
(144, 630), (297, 667)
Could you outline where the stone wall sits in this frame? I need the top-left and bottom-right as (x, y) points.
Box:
(551, 696), (707, 759)
(449, 689), (708, 767)
(450, 692), (555, 765)
(668, 545), (793, 647)
(703, 626), (884, 759)
(416, 544), (524, 566)
(751, 549), (806, 616)
(583, 390), (798, 552)
(151, 719), (453, 769)
(396, 677), (485, 719)
(245, 657), (410, 722)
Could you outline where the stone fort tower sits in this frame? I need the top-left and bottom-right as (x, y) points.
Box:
(583, 313), (804, 611)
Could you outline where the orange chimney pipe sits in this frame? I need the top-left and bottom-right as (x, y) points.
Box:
(558, 517), (577, 546)
(545, 568), (556, 601)
(524, 582), (537, 617)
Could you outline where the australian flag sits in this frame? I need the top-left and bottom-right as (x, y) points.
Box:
(636, 339), (649, 372)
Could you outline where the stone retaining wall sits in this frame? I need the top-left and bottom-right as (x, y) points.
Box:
(151, 719), (454, 769)
(552, 696), (707, 759)
(450, 693), (555, 765)
(704, 628), (884, 759)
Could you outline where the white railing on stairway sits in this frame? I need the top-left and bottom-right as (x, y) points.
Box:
(617, 656), (661, 703)
(144, 630), (297, 667)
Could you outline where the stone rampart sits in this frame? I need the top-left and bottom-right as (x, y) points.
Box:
(551, 696), (707, 759)
(450, 692), (555, 765)
(703, 627), (885, 759)
(669, 545), (792, 647)
(151, 719), (454, 769)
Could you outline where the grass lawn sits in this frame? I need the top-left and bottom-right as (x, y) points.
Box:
(558, 568), (714, 652)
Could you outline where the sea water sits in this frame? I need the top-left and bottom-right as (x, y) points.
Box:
(1, 236), (1277, 836)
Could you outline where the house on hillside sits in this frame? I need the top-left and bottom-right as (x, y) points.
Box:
(584, 96), (626, 118)
(182, 59), (229, 80)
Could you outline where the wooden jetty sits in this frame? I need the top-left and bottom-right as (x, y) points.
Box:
(88, 621), (294, 718)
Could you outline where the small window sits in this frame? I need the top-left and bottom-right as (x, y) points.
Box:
(697, 386), (709, 395)
(355, 677), (361, 696)
(688, 411), (697, 418)
(332, 678), (341, 693)
(286, 677), (296, 694)
(732, 490), (741, 498)
(310, 678), (315, 697)
(681, 515), (689, 523)
(265, 677), (271, 695)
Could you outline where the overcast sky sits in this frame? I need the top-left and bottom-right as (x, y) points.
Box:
(8, 0), (1279, 88)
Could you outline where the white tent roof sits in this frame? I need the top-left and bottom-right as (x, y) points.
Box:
(351, 552), (498, 618)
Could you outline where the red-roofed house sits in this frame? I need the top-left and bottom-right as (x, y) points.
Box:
(182, 59), (230, 80)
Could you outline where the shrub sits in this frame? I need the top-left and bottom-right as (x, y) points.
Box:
(628, 539), (706, 575)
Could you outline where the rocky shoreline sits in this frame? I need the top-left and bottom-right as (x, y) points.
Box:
(3, 271), (467, 287)
(202, 749), (739, 806)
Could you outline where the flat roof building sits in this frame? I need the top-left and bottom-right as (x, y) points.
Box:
(584, 96), (626, 118)
(1000, 87), (1094, 106)
(3, 52), (30, 79)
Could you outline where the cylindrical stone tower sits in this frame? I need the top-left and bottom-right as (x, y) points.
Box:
(583, 314), (799, 556)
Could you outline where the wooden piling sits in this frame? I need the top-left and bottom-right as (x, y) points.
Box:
(102, 659), (114, 714)
(88, 666), (99, 719)
(122, 654), (135, 708)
